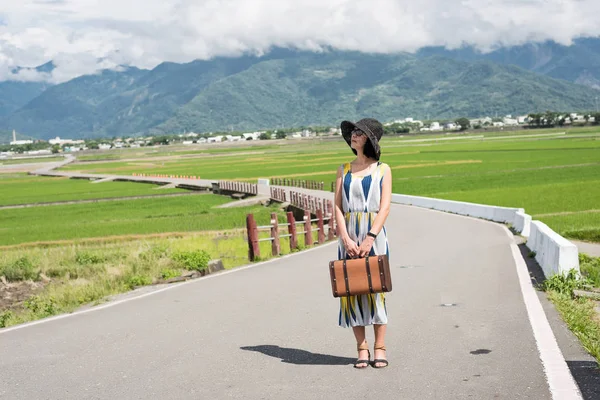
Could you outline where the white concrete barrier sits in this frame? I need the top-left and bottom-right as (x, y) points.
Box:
(514, 211), (532, 237)
(527, 221), (580, 277)
(391, 194), (524, 228)
(391, 193), (579, 277)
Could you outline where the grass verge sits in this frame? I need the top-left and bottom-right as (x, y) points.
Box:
(543, 255), (600, 364)
(0, 219), (333, 328)
(0, 231), (246, 328)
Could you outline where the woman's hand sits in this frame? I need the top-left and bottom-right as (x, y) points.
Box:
(343, 236), (360, 258)
(358, 236), (375, 258)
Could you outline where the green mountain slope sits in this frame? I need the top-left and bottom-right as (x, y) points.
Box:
(0, 80), (50, 117)
(0, 55), (269, 139)
(2, 50), (600, 139)
(154, 53), (600, 133)
(417, 38), (600, 89)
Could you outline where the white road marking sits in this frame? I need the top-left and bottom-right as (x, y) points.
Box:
(507, 229), (582, 400)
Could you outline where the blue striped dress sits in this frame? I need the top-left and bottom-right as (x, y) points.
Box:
(338, 162), (389, 328)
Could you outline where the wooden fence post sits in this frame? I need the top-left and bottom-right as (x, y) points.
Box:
(246, 214), (260, 261)
(270, 212), (280, 256)
(304, 210), (312, 246)
(316, 209), (325, 244)
(287, 212), (297, 251)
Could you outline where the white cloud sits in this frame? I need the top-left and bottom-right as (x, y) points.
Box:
(1, 0), (600, 83)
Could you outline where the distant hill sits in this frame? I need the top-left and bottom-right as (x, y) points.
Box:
(0, 81), (50, 117)
(155, 53), (600, 134)
(1, 48), (600, 139)
(0, 62), (55, 117)
(417, 37), (600, 90)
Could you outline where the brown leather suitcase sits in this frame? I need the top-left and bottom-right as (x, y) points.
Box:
(329, 255), (392, 298)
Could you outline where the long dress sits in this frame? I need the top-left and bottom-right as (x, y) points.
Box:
(338, 161), (390, 328)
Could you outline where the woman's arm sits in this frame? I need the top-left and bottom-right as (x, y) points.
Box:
(358, 164), (392, 257)
(335, 165), (359, 257)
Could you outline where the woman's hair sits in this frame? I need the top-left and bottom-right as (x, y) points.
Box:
(363, 140), (380, 161)
(350, 137), (380, 160)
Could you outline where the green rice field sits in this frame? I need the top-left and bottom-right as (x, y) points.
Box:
(0, 194), (287, 246)
(0, 173), (186, 206)
(57, 129), (600, 242)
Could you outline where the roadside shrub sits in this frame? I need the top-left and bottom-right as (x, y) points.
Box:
(580, 253), (600, 288)
(24, 295), (58, 318)
(126, 275), (152, 289)
(0, 310), (15, 328)
(75, 251), (104, 265)
(543, 269), (591, 296)
(172, 250), (211, 272)
(1, 257), (40, 282)
(160, 269), (180, 280)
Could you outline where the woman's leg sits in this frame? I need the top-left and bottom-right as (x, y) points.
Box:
(373, 324), (387, 367)
(352, 326), (369, 368)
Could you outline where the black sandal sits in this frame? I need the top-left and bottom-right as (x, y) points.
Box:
(354, 343), (370, 369)
(372, 345), (389, 368)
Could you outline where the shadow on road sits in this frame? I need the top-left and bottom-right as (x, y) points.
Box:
(240, 345), (355, 365)
(567, 361), (600, 400)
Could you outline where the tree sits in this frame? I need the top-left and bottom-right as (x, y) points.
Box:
(543, 111), (558, 126)
(276, 131), (287, 139)
(528, 113), (542, 126)
(51, 144), (60, 154)
(383, 123), (409, 135)
(455, 117), (470, 131)
(259, 133), (270, 140)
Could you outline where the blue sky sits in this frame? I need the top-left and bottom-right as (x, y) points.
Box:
(1, 0), (600, 83)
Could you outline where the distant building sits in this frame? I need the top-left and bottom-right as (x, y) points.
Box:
(9, 130), (33, 145)
(49, 136), (85, 146)
(208, 136), (223, 143)
(517, 116), (528, 124)
(444, 122), (458, 130)
(242, 132), (261, 140)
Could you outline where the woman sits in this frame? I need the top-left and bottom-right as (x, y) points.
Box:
(334, 118), (392, 369)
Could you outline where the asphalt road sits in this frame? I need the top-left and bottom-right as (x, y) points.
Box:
(0, 203), (560, 399)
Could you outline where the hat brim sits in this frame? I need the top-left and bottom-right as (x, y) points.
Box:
(341, 120), (357, 148)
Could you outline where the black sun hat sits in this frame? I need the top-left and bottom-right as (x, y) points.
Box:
(341, 118), (384, 160)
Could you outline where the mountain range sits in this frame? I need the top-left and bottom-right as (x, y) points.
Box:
(1, 39), (599, 141)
